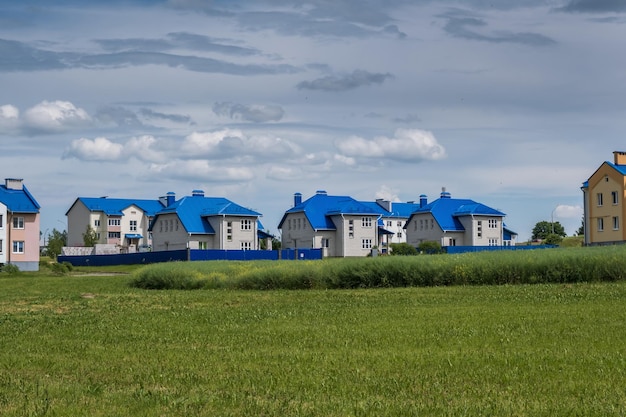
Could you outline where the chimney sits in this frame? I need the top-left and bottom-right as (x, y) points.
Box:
(440, 187), (451, 199)
(192, 189), (205, 197)
(614, 151), (626, 165)
(419, 194), (427, 207)
(294, 192), (302, 207)
(166, 191), (175, 206)
(316, 190), (327, 196)
(5, 178), (23, 190)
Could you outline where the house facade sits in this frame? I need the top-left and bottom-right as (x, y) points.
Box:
(0, 178), (41, 271)
(581, 151), (626, 245)
(149, 190), (262, 251)
(279, 191), (386, 257)
(66, 195), (167, 251)
(405, 190), (506, 248)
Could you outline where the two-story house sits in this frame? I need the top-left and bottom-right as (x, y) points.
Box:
(149, 190), (262, 251)
(0, 178), (41, 271)
(581, 151), (626, 245)
(405, 190), (506, 248)
(66, 195), (167, 250)
(278, 191), (384, 257)
(359, 198), (422, 250)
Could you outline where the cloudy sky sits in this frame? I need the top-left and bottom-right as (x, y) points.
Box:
(2, 0), (626, 242)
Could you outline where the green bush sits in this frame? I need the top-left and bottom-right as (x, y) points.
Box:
(389, 242), (418, 256)
(130, 263), (207, 290)
(418, 240), (443, 254)
(1, 263), (20, 275)
(50, 262), (70, 276)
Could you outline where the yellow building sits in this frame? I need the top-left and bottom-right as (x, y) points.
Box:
(582, 151), (626, 245)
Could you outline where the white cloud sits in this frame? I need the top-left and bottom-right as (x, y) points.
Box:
(374, 185), (401, 202)
(0, 104), (20, 132)
(23, 100), (91, 133)
(63, 137), (124, 161)
(181, 129), (299, 159)
(149, 160), (255, 182)
(125, 135), (166, 163)
(555, 204), (583, 219)
(335, 128), (447, 162)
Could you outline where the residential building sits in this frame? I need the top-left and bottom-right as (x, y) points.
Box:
(405, 190), (506, 248)
(359, 198), (421, 249)
(581, 151), (626, 245)
(149, 190), (262, 251)
(66, 195), (167, 250)
(278, 191), (385, 257)
(0, 178), (41, 271)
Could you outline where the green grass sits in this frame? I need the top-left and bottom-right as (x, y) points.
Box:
(1, 268), (626, 416)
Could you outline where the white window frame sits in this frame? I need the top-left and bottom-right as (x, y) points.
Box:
(598, 218), (604, 232)
(0, 214), (3, 229)
(613, 216), (619, 230)
(613, 191), (619, 205)
(12, 216), (24, 229)
(597, 193), (603, 206)
(94, 219), (100, 227)
(108, 231), (121, 239)
(129, 220), (137, 231)
(12, 240), (24, 253)
(362, 238), (372, 249)
(108, 218), (121, 226)
(241, 219), (252, 231)
(362, 217), (372, 228)
(241, 241), (252, 250)
(488, 219), (497, 229)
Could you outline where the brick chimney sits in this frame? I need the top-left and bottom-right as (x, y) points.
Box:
(614, 151), (626, 165)
(5, 178), (23, 190)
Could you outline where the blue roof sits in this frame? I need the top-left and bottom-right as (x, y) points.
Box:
(607, 161), (626, 175)
(68, 197), (165, 216)
(0, 183), (40, 213)
(410, 197), (505, 232)
(359, 201), (421, 218)
(154, 194), (261, 234)
(278, 193), (381, 230)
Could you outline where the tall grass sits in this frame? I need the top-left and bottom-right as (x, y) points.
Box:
(130, 246), (626, 290)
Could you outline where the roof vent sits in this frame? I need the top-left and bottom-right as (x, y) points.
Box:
(440, 187), (451, 199)
(294, 192), (302, 206)
(5, 178), (23, 190)
(192, 189), (205, 197)
(316, 190), (327, 195)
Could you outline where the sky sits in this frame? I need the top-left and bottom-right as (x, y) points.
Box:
(2, 0), (626, 243)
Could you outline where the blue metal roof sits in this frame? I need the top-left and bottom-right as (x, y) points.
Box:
(0, 184), (40, 213)
(154, 194), (261, 234)
(68, 197), (165, 216)
(359, 201), (421, 218)
(410, 197), (505, 232)
(278, 193), (381, 230)
(607, 161), (626, 175)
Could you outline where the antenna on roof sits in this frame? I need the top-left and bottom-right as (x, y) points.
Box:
(442, 187), (446, 193)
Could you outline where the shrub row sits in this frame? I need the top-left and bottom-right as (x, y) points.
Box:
(128, 246), (626, 291)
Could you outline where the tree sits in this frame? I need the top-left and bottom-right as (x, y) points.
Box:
(46, 228), (67, 259)
(532, 221), (566, 241)
(544, 233), (563, 246)
(82, 225), (98, 247)
(576, 217), (584, 236)
(418, 240), (443, 254)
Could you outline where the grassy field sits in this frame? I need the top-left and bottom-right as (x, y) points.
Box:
(2, 262), (626, 416)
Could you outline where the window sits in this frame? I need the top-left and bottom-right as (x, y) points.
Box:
(241, 241), (252, 250)
(387, 221), (392, 227)
(397, 221), (402, 227)
(349, 219), (354, 238)
(613, 191), (619, 205)
(597, 193), (603, 206)
(227, 221), (233, 241)
(430, 219), (434, 229)
(0, 239), (3, 253)
(199, 241), (207, 250)
(0, 214), (3, 228)
(108, 218), (121, 226)
(613, 216), (620, 230)
(488, 219), (497, 228)
(241, 219), (252, 230)
(12, 217), (24, 229)
(362, 217), (372, 228)
(449, 238), (456, 246)
(397, 232), (402, 238)
(362, 239), (372, 249)
(488, 239), (498, 246)
(419, 219), (423, 230)
(130, 220), (137, 231)
(94, 219), (100, 227)
(321, 238), (329, 248)
(96, 233), (101, 240)
(12, 241), (24, 253)
(598, 218), (604, 232)
(108, 232), (121, 239)
(477, 220), (482, 237)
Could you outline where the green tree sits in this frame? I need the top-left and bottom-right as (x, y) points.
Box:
(576, 217), (584, 236)
(82, 225), (98, 247)
(532, 221), (566, 241)
(544, 233), (563, 246)
(47, 228), (67, 259)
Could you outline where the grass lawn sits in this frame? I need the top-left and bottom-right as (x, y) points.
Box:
(1, 269), (626, 416)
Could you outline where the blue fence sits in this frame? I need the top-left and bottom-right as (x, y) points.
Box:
(445, 245), (556, 254)
(59, 248), (323, 266)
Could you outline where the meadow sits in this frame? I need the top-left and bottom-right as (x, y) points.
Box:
(1, 247), (626, 416)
